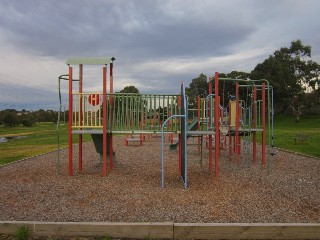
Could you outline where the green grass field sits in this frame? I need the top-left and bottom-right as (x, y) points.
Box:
(0, 115), (319, 166)
(0, 123), (90, 165)
(272, 115), (320, 157)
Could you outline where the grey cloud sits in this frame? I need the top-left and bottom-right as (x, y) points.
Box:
(0, 0), (255, 59)
(1, 0), (320, 110)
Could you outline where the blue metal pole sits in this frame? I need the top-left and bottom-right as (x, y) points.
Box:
(161, 114), (185, 190)
(182, 87), (188, 190)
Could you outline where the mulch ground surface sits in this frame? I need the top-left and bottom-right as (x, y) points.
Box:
(1, 136), (319, 223)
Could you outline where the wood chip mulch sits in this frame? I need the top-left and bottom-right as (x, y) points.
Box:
(1, 135), (319, 223)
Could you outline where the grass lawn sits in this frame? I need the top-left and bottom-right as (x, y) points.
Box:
(0, 123), (90, 165)
(272, 115), (320, 158)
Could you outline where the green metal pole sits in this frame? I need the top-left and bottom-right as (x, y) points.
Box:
(56, 77), (61, 175)
(267, 81), (271, 173)
(56, 74), (69, 175)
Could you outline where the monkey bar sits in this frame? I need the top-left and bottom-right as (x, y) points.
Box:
(205, 74), (274, 175)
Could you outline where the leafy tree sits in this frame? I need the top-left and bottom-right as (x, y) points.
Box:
(21, 115), (36, 127)
(218, 71), (251, 107)
(31, 109), (57, 123)
(185, 73), (208, 108)
(222, 71), (251, 79)
(0, 112), (4, 125)
(36, 109), (46, 122)
(21, 118), (33, 127)
(114, 85), (142, 122)
(119, 85), (139, 93)
(3, 112), (18, 127)
(250, 40), (320, 118)
(185, 72), (252, 109)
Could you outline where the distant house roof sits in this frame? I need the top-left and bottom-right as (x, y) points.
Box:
(65, 57), (115, 65)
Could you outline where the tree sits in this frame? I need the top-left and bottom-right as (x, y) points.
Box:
(114, 85), (142, 122)
(3, 112), (18, 127)
(185, 72), (252, 109)
(250, 40), (320, 118)
(21, 114), (37, 127)
(21, 118), (33, 127)
(119, 85), (139, 94)
(218, 71), (251, 107)
(185, 73), (208, 108)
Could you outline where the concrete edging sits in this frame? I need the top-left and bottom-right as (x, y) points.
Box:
(1, 221), (320, 239)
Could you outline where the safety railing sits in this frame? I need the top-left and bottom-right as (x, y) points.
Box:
(72, 93), (180, 132)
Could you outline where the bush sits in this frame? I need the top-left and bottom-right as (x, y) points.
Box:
(22, 119), (34, 127)
(14, 225), (31, 240)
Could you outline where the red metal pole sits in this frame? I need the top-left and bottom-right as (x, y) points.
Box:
(197, 96), (201, 155)
(178, 134), (181, 172)
(214, 72), (219, 176)
(238, 104), (241, 155)
(215, 95), (220, 176)
(253, 86), (257, 162)
(208, 79), (213, 173)
(262, 83), (266, 165)
(239, 131), (241, 155)
(103, 66), (108, 176)
(68, 66), (73, 176)
(78, 64), (83, 173)
(178, 95), (181, 172)
(235, 81), (240, 164)
(109, 135), (113, 171)
(228, 101), (232, 161)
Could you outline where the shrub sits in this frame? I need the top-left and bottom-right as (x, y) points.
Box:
(22, 119), (33, 127)
(14, 225), (31, 240)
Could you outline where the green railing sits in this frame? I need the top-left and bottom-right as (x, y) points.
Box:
(72, 93), (180, 132)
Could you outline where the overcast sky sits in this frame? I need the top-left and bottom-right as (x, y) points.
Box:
(0, 0), (319, 110)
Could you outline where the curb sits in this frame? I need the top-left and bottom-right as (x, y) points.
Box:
(1, 221), (320, 239)
(274, 147), (320, 160)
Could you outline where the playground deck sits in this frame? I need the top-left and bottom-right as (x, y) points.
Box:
(1, 136), (319, 223)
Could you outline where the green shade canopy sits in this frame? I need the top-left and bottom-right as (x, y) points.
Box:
(66, 57), (115, 65)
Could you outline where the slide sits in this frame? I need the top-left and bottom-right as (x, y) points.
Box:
(188, 117), (199, 132)
(169, 117), (199, 150)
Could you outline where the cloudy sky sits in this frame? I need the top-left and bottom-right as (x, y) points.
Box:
(0, 0), (319, 110)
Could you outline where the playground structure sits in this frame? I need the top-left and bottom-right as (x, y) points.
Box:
(57, 57), (274, 189)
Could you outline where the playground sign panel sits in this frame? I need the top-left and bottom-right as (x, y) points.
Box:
(88, 94), (100, 106)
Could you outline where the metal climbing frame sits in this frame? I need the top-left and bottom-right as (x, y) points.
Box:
(61, 59), (273, 188)
(211, 75), (274, 172)
(65, 57), (184, 179)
